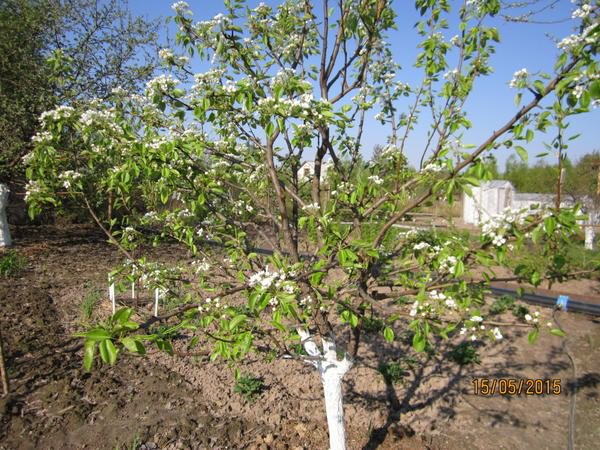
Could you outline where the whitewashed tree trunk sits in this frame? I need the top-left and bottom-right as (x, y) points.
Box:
(585, 224), (595, 250)
(0, 185), (11, 247)
(298, 329), (352, 450)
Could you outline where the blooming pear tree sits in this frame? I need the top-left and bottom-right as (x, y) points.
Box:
(25, 0), (599, 448)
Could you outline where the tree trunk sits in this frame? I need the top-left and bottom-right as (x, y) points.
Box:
(298, 330), (352, 450)
(321, 363), (348, 449)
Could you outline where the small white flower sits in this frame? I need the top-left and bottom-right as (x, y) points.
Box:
(171, 1), (189, 14)
(368, 175), (384, 185)
(470, 335), (477, 341)
(470, 315), (484, 322)
(509, 68), (528, 89)
(413, 241), (430, 251)
(524, 314), (532, 322)
(492, 327), (503, 340)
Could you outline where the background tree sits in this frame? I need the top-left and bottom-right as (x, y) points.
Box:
(0, 0), (55, 181)
(0, 0), (161, 185)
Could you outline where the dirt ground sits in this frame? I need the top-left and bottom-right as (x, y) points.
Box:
(0, 224), (599, 449)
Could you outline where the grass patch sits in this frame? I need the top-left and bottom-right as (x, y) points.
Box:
(80, 283), (101, 321)
(362, 316), (385, 333)
(449, 342), (480, 365)
(379, 360), (408, 384)
(489, 294), (516, 315)
(0, 250), (26, 277)
(234, 373), (264, 402)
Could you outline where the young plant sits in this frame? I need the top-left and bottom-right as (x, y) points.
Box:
(378, 361), (408, 384)
(449, 342), (481, 366)
(234, 373), (264, 402)
(25, 1), (598, 448)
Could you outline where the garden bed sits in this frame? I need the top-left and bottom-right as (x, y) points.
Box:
(0, 225), (598, 449)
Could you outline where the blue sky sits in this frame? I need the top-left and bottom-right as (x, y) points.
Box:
(129, 1), (599, 171)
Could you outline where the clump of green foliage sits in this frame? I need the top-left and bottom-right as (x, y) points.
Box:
(0, 250), (26, 277)
(234, 373), (264, 402)
(449, 342), (480, 365)
(489, 295), (533, 321)
(378, 361), (408, 384)
(362, 316), (385, 333)
(489, 295), (516, 315)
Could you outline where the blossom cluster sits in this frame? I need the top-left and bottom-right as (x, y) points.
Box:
(39, 105), (75, 126)
(248, 266), (286, 290)
(368, 175), (384, 185)
(509, 68), (528, 89)
(480, 207), (530, 247)
(58, 170), (82, 189)
(146, 75), (179, 94)
(557, 23), (597, 52)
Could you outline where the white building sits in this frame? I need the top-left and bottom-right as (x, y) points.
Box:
(298, 160), (333, 181)
(463, 180), (597, 249)
(462, 180), (514, 225)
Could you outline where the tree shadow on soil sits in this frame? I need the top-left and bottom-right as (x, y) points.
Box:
(348, 324), (580, 449)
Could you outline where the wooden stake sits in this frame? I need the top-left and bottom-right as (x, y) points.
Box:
(0, 327), (9, 397)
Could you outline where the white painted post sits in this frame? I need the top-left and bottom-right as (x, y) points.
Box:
(154, 288), (160, 316)
(298, 329), (352, 450)
(109, 283), (115, 313)
(585, 224), (595, 250)
(0, 185), (11, 247)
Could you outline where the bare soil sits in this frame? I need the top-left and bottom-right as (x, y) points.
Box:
(0, 224), (599, 449)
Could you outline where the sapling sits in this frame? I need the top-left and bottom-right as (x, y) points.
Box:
(25, 1), (600, 448)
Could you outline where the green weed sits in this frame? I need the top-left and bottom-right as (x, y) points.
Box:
(234, 373), (264, 402)
(0, 250), (26, 277)
(449, 342), (480, 365)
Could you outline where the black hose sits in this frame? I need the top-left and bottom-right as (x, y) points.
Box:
(489, 286), (600, 316)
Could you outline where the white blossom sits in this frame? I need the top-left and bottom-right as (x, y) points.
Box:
(368, 175), (384, 185)
(509, 68), (528, 89)
(171, 1), (190, 14)
(302, 202), (320, 213)
(58, 170), (82, 189)
(492, 327), (503, 340)
(413, 241), (431, 251)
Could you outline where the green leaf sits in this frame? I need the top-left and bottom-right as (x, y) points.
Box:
(579, 91), (590, 109)
(527, 329), (539, 344)
(515, 146), (528, 162)
(412, 331), (426, 352)
(229, 314), (247, 331)
(349, 312), (358, 328)
(83, 340), (96, 372)
(265, 121), (275, 138)
(120, 337), (138, 353)
(590, 80), (600, 99)
(383, 327), (395, 343)
(105, 339), (118, 364)
(81, 328), (111, 341)
(98, 339), (110, 363)
(113, 307), (132, 324)
(550, 328), (566, 337)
